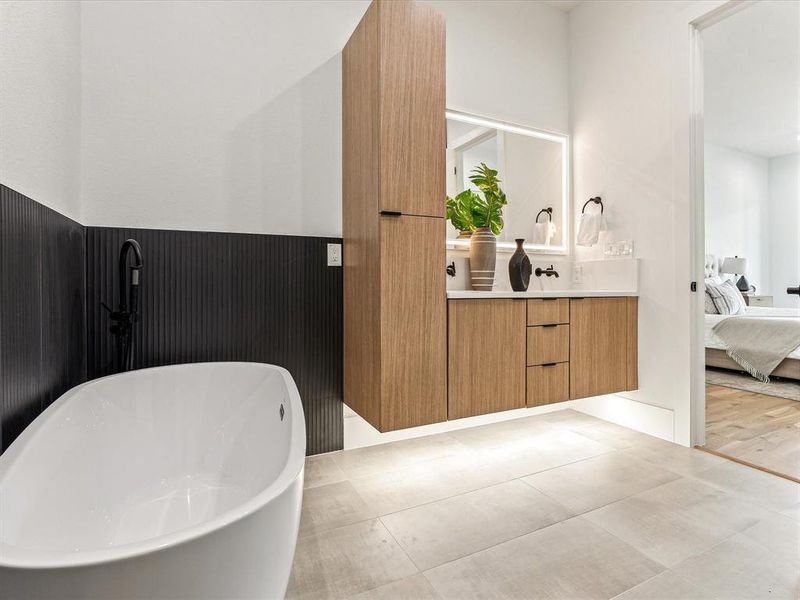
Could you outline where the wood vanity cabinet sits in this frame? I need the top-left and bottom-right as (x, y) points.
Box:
(448, 299), (526, 419)
(526, 299), (571, 407)
(569, 297), (638, 399)
(343, 0), (447, 431)
(447, 296), (638, 418)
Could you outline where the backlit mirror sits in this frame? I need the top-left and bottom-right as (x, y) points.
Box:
(446, 110), (569, 253)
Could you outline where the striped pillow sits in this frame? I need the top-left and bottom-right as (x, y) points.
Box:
(705, 280), (746, 315)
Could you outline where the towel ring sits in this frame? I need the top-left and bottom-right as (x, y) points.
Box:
(581, 196), (604, 215)
(535, 207), (553, 223)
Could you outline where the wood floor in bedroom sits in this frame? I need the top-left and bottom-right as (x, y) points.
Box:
(704, 383), (800, 481)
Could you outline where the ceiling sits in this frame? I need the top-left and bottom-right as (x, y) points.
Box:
(703, 0), (800, 158)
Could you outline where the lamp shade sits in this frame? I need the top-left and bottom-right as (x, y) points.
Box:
(721, 256), (747, 274)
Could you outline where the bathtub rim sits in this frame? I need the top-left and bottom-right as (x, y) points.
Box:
(0, 361), (306, 570)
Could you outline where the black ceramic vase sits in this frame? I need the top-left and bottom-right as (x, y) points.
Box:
(508, 239), (532, 291)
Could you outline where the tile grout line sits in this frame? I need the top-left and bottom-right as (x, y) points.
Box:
(578, 477), (785, 573)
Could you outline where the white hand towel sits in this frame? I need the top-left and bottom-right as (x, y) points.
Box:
(576, 213), (606, 247)
(532, 221), (556, 245)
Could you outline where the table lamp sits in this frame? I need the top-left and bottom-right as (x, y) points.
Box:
(720, 256), (751, 292)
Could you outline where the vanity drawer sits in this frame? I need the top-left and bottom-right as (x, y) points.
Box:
(527, 363), (569, 406)
(527, 298), (569, 326)
(527, 324), (569, 365)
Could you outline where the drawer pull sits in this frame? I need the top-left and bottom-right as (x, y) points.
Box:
(542, 324), (558, 328)
(542, 363), (558, 367)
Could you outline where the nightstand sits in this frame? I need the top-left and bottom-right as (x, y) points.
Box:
(742, 293), (773, 307)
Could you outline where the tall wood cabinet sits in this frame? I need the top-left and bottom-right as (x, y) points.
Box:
(343, 0), (447, 432)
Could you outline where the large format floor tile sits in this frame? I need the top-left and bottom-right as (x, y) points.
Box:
(446, 414), (558, 450)
(536, 408), (606, 430)
(304, 454), (347, 490)
(584, 477), (773, 567)
(287, 519), (418, 600)
(523, 451), (680, 514)
(481, 429), (615, 479)
(333, 434), (467, 479)
(348, 574), (440, 600)
(620, 439), (727, 478)
(611, 570), (719, 600)
(738, 512), (800, 566)
(671, 533), (799, 600)
(424, 516), (662, 600)
(299, 480), (376, 538)
(349, 452), (512, 516)
(381, 479), (574, 570)
(692, 460), (800, 512)
(290, 410), (798, 599)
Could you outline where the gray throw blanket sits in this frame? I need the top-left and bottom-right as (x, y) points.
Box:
(713, 317), (800, 382)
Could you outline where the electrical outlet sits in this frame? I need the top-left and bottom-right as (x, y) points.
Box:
(572, 265), (583, 284)
(327, 243), (342, 267)
(603, 240), (634, 258)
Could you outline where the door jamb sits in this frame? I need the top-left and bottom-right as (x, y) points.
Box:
(688, 0), (759, 447)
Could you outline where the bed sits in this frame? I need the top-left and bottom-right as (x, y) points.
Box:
(704, 255), (800, 381)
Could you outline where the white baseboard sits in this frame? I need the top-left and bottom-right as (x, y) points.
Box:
(570, 393), (675, 442)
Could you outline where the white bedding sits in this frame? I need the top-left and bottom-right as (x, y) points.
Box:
(705, 306), (800, 360)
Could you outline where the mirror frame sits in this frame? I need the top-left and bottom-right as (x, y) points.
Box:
(445, 109), (570, 255)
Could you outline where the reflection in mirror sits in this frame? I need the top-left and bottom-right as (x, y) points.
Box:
(446, 110), (568, 253)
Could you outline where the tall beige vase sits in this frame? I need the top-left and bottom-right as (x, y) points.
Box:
(469, 227), (497, 291)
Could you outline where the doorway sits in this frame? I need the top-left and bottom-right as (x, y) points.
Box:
(691, 0), (800, 480)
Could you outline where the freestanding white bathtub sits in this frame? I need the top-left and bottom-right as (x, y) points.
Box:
(0, 362), (305, 599)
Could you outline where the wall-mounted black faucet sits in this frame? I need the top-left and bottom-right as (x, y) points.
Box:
(535, 264), (559, 278)
(101, 239), (143, 373)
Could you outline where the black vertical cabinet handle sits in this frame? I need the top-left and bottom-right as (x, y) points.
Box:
(788, 285), (800, 296)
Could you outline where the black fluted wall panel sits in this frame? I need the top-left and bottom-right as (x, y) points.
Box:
(86, 227), (343, 455)
(0, 185), (87, 452)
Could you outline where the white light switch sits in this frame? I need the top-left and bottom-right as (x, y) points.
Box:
(572, 265), (583, 284)
(327, 243), (342, 267)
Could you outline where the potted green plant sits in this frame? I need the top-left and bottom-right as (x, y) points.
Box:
(445, 189), (480, 238)
(467, 163), (507, 291)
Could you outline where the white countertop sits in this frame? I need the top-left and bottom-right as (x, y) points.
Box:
(447, 289), (638, 299)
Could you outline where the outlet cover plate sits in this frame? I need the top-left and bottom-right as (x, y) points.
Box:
(572, 265), (583, 284)
(327, 243), (342, 267)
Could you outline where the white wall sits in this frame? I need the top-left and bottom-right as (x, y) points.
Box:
(768, 153), (800, 308)
(423, 0), (569, 134)
(704, 143), (770, 292)
(79, 0), (369, 236)
(569, 0), (725, 445)
(0, 1), (82, 220)
(77, 0), (569, 238)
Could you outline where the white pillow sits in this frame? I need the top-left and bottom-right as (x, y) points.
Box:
(704, 291), (718, 314)
(705, 280), (746, 315)
(704, 275), (723, 285)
